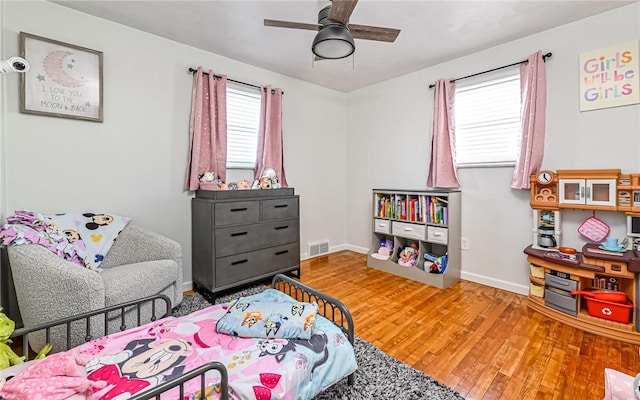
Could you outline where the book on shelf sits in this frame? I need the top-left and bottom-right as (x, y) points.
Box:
(409, 198), (418, 221)
(424, 196), (448, 225)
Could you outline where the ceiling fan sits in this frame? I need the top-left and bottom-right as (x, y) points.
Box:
(264, 0), (400, 60)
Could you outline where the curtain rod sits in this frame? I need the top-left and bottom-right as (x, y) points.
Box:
(427, 52), (552, 89)
(188, 67), (284, 94)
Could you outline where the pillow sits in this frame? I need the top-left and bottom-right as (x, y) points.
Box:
(604, 368), (640, 400)
(216, 298), (318, 339)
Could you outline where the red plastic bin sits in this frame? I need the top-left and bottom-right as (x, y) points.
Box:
(584, 297), (633, 324)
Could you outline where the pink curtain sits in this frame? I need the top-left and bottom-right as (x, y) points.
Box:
(511, 51), (547, 189)
(184, 66), (227, 191)
(255, 86), (288, 187)
(427, 79), (459, 188)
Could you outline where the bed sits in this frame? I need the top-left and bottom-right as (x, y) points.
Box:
(2, 274), (357, 400)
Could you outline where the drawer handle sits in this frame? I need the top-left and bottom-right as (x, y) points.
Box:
(230, 207), (248, 212)
(403, 227), (413, 231)
(231, 232), (248, 237)
(432, 232), (442, 237)
(274, 225), (288, 230)
(231, 259), (248, 265)
(548, 277), (569, 286)
(274, 204), (289, 208)
(275, 250), (289, 255)
(378, 223), (387, 227)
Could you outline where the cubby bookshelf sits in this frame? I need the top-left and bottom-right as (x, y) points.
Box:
(367, 189), (461, 289)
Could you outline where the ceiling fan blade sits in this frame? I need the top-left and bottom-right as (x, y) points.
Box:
(348, 24), (400, 42)
(328, 0), (358, 24)
(264, 19), (320, 31)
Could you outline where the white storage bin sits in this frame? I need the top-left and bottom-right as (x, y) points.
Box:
(374, 218), (391, 234)
(392, 221), (426, 241)
(427, 226), (448, 245)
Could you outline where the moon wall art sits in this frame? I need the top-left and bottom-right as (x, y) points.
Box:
(20, 32), (103, 122)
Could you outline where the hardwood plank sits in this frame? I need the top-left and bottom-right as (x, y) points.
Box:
(298, 251), (640, 399)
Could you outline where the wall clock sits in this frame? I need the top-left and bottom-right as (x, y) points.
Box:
(537, 170), (554, 185)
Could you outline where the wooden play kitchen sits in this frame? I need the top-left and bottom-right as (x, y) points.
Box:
(526, 169), (640, 344)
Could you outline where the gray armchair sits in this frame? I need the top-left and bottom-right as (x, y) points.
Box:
(7, 224), (182, 351)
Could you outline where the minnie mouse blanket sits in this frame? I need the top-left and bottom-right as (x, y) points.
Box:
(2, 289), (358, 400)
(0, 210), (129, 271)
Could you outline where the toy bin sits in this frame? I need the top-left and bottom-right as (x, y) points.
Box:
(530, 264), (544, 279)
(529, 282), (544, 298)
(584, 297), (633, 324)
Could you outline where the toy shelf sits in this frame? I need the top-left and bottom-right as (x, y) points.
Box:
(367, 189), (461, 290)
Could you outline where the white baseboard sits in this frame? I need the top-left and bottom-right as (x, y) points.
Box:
(461, 271), (529, 295)
(183, 281), (193, 292)
(344, 244), (368, 254)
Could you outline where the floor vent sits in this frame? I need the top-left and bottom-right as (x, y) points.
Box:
(308, 240), (330, 257)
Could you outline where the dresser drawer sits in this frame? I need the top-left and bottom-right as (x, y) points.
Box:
(214, 201), (260, 226)
(374, 219), (391, 234)
(427, 226), (448, 245)
(392, 221), (426, 240)
(215, 218), (299, 257)
(262, 197), (298, 220)
(215, 243), (300, 287)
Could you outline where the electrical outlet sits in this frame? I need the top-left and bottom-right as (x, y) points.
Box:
(461, 237), (470, 251)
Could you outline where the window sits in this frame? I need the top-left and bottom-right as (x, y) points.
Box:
(454, 69), (521, 167)
(226, 84), (261, 169)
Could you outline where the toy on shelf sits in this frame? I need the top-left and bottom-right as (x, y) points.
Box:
(198, 167), (284, 191)
(424, 253), (448, 274)
(398, 242), (418, 267)
(252, 167), (281, 190)
(371, 239), (393, 260)
(236, 180), (251, 190)
(198, 171), (221, 190)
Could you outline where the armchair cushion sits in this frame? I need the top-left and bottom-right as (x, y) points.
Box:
(101, 260), (178, 306)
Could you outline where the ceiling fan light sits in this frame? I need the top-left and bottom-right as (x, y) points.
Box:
(312, 24), (355, 59)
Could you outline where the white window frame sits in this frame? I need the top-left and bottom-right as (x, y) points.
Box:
(453, 67), (522, 168)
(226, 83), (261, 169)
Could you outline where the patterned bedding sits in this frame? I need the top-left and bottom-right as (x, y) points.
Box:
(68, 289), (358, 400)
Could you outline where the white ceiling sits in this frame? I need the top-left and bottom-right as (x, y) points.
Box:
(52, 0), (636, 92)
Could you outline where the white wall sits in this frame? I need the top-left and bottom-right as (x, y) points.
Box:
(347, 3), (640, 294)
(3, 1), (639, 297)
(0, 0), (348, 290)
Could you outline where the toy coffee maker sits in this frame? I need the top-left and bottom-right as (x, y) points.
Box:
(538, 225), (556, 248)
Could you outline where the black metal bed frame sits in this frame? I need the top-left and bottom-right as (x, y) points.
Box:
(8, 273), (355, 399)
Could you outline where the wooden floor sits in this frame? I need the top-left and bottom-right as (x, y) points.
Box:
(296, 251), (640, 400)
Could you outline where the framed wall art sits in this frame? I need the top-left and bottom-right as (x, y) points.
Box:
(19, 32), (103, 122)
(579, 40), (640, 112)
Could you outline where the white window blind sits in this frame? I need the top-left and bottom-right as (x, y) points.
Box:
(454, 71), (521, 167)
(226, 84), (261, 169)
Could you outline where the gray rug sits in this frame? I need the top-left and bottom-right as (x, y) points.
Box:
(173, 285), (464, 400)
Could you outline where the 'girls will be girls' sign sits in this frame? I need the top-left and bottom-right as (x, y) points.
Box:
(579, 40), (639, 112)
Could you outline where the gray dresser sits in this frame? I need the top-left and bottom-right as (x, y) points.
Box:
(191, 188), (300, 299)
